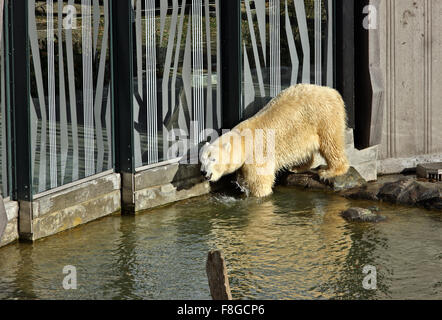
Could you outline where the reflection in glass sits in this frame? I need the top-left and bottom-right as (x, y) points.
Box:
(132, 0), (221, 167)
(241, 0), (334, 118)
(29, 0), (112, 195)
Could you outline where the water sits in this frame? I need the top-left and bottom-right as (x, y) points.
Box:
(0, 187), (441, 300)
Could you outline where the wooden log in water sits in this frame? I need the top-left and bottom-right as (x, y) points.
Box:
(206, 250), (232, 300)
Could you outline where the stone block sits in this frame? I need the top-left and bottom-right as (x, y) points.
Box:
(134, 177), (210, 212)
(0, 200), (19, 248)
(19, 173), (121, 241)
(28, 190), (121, 241)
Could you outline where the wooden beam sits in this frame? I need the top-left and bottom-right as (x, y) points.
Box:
(206, 250), (232, 300)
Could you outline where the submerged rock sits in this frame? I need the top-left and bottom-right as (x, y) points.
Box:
(367, 206), (381, 212)
(341, 207), (387, 223)
(341, 184), (381, 201)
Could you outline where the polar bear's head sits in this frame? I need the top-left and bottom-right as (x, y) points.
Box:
(200, 131), (244, 182)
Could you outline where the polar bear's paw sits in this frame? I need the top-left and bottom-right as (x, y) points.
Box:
(318, 165), (349, 181)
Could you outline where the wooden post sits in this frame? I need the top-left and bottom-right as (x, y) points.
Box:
(206, 250), (232, 300)
(0, 196), (6, 242)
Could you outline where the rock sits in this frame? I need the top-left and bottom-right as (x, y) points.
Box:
(341, 184), (381, 201)
(282, 173), (311, 188)
(377, 178), (413, 203)
(341, 207), (387, 223)
(376, 178), (441, 209)
(397, 181), (440, 205)
(423, 197), (442, 211)
(282, 167), (366, 192)
(367, 206), (381, 212)
(326, 167), (367, 191)
(281, 172), (329, 190)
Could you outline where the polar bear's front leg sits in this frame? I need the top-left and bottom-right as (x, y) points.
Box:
(240, 165), (275, 198)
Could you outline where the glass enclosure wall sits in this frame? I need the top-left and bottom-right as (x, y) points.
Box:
(132, 0), (221, 168)
(241, 0), (334, 118)
(0, 7), (7, 198)
(29, 0), (112, 195)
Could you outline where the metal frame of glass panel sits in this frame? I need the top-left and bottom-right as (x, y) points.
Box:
(0, 0), (10, 199)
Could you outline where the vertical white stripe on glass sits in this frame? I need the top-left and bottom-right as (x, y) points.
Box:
(47, 0), (57, 188)
(82, 0), (95, 177)
(327, 0), (333, 87)
(269, 0), (281, 97)
(314, 0), (322, 85)
(192, 0), (204, 143)
(145, 0), (158, 164)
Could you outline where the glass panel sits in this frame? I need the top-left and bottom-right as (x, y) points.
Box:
(29, 0), (112, 195)
(0, 3), (7, 198)
(241, 0), (334, 118)
(132, 0), (221, 167)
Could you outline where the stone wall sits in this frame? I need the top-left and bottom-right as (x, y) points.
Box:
(371, 0), (442, 170)
(19, 173), (121, 241)
(122, 163), (211, 213)
(0, 200), (19, 247)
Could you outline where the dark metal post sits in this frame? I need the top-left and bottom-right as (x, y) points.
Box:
(111, 0), (134, 174)
(354, 0), (373, 149)
(335, 0), (355, 129)
(9, 0), (32, 202)
(111, 0), (135, 213)
(220, 0), (242, 129)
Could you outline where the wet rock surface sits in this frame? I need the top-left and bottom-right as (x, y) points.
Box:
(279, 168), (442, 212)
(341, 184), (381, 201)
(377, 178), (414, 203)
(327, 167), (367, 191)
(281, 167), (366, 192)
(341, 207), (387, 223)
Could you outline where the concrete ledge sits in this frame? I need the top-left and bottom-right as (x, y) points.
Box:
(134, 177), (210, 212)
(32, 174), (121, 219)
(378, 153), (442, 175)
(0, 200), (19, 248)
(20, 173), (121, 241)
(123, 163), (210, 213)
(134, 163), (201, 190)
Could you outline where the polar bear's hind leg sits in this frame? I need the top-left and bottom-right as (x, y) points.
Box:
(317, 126), (349, 181)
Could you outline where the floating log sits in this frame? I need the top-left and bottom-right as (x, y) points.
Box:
(206, 250), (232, 300)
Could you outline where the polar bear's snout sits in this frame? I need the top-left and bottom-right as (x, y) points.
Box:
(203, 171), (213, 181)
(201, 168), (212, 180)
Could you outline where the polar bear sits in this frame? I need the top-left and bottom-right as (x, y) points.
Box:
(200, 84), (349, 197)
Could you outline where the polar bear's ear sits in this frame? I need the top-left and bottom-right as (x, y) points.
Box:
(223, 142), (231, 153)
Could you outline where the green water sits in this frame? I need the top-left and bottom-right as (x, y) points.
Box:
(0, 187), (441, 300)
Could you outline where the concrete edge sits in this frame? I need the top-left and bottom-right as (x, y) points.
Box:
(0, 200), (19, 248)
(378, 153), (442, 175)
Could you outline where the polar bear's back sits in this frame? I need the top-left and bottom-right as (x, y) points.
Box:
(238, 84), (345, 133)
(236, 83), (347, 169)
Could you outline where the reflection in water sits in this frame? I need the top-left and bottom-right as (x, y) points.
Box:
(0, 187), (441, 300)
